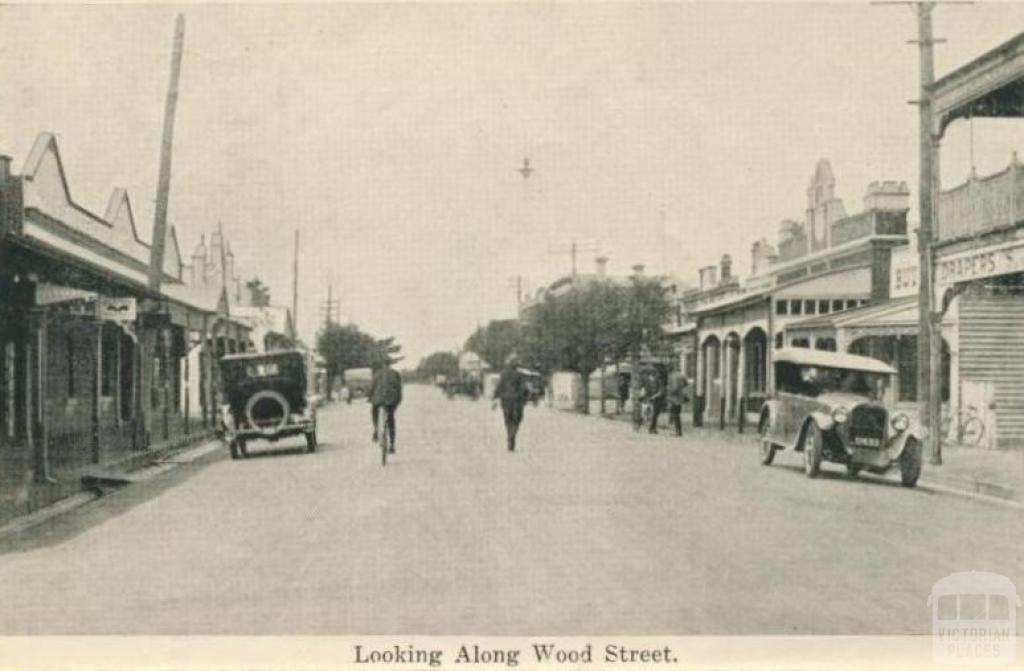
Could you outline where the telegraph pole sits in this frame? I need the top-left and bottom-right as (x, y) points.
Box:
(320, 285), (340, 333)
(548, 239), (599, 279)
(875, 0), (970, 465)
(148, 14), (186, 292)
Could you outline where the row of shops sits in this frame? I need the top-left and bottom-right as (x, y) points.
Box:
(0, 133), (296, 525)
(675, 31), (1024, 450)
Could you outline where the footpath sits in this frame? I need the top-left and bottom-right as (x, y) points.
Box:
(576, 399), (1024, 508)
(0, 431), (223, 540)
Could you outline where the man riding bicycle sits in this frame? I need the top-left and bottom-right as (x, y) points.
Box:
(370, 358), (403, 454)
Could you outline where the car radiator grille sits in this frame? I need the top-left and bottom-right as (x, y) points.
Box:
(848, 406), (887, 448)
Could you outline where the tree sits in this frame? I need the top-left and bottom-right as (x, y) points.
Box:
(519, 281), (621, 413)
(315, 323), (375, 398)
(416, 351), (459, 381)
(245, 277), (271, 307)
(612, 276), (674, 424)
(465, 319), (522, 370)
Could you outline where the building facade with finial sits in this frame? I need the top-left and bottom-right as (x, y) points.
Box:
(686, 161), (911, 427)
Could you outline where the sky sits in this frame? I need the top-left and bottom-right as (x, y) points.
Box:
(3, 3), (1024, 364)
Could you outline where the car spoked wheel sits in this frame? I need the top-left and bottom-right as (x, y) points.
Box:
(899, 437), (922, 488)
(758, 417), (777, 466)
(803, 423), (823, 478)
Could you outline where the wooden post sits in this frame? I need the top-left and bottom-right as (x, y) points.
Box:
(738, 397), (746, 434)
(33, 312), (51, 482)
(147, 14), (186, 293)
(913, 2), (941, 465)
(719, 396), (726, 431)
(92, 322), (102, 464)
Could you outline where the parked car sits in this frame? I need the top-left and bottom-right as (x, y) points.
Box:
(757, 347), (924, 487)
(219, 350), (317, 459)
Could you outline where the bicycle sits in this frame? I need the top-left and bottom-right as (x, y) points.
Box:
(633, 398), (655, 432)
(940, 404), (986, 446)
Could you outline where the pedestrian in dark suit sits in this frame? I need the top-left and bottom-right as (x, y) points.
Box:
(370, 360), (403, 453)
(492, 355), (528, 452)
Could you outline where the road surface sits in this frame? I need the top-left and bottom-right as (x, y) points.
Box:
(0, 385), (1020, 634)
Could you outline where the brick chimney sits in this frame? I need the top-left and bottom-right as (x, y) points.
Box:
(699, 265), (718, 291)
(720, 254), (732, 282)
(595, 256), (609, 279)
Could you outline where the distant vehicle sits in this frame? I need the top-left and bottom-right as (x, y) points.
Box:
(345, 367), (373, 398)
(219, 350), (317, 459)
(757, 348), (923, 487)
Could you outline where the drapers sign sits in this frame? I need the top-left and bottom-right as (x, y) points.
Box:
(934, 240), (1024, 289)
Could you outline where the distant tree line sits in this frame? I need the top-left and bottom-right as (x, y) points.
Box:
(316, 323), (402, 398)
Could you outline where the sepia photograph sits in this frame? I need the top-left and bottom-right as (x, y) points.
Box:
(0, 1), (1022, 667)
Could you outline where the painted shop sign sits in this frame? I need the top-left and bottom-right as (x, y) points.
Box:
(935, 240), (1024, 288)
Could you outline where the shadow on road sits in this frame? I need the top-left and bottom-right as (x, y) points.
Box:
(773, 463), (909, 490)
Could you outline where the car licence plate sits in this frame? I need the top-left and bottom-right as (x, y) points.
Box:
(854, 436), (881, 447)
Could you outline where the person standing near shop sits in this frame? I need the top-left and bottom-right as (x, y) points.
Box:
(492, 354), (528, 452)
(666, 371), (687, 437)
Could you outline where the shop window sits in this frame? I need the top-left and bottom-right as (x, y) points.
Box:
(818, 300), (830, 314)
(804, 300), (816, 315)
(845, 299), (858, 310)
(832, 299), (844, 312)
(791, 300), (803, 316)
(776, 300), (788, 316)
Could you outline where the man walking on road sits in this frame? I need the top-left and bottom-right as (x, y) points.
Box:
(370, 358), (403, 453)
(492, 354), (528, 452)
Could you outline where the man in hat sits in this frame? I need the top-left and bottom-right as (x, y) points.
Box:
(492, 353), (528, 451)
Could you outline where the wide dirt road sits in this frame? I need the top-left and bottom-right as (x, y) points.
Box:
(0, 385), (1020, 634)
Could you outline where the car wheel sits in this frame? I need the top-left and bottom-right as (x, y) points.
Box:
(758, 417), (777, 466)
(846, 463), (862, 478)
(803, 423), (823, 478)
(899, 437), (922, 487)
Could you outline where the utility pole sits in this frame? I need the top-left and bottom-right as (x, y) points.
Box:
(147, 14), (186, 292)
(320, 285), (340, 333)
(875, 0), (970, 466)
(292, 229), (299, 341)
(548, 239), (599, 279)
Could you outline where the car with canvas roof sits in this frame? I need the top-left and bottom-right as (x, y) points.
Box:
(757, 347), (923, 487)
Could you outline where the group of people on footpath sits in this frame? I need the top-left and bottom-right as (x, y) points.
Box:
(635, 367), (689, 436)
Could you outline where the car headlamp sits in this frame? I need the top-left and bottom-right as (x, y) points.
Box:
(832, 407), (849, 424)
(891, 413), (910, 432)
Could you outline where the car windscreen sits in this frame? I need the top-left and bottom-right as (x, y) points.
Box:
(776, 362), (889, 400)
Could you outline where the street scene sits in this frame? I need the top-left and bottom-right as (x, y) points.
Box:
(0, 1), (1023, 650)
(0, 387), (1020, 635)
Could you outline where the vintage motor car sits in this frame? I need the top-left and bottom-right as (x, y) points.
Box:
(757, 347), (923, 487)
(219, 350), (317, 459)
